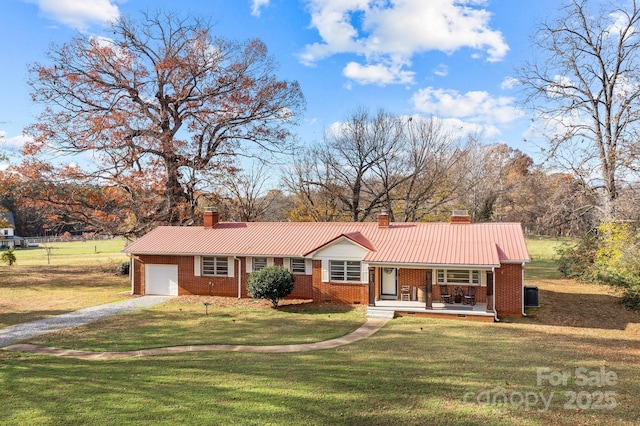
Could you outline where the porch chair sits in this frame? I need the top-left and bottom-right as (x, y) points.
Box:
(439, 285), (451, 303)
(400, 285), (411, 301)
(464, 287), (476, 305)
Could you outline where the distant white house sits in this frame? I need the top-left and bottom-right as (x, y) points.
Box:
(0, 210), (23, 248)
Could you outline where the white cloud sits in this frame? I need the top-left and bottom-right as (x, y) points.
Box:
(411, 87), (523, 125)
(546, 75), (575, 98)
(607, 11), (636, 41)
(250, 0), (271, 17)
(501, 77), (518, 90)
(299, 0), (508, 85)
(433, 64), (448, 77)
(440, 117), (500, 138)
(343, 61), (414, 85)
(25, 0), (120, 31)
(1, 133), (32, 152)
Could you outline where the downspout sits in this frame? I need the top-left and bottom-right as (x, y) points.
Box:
(521, 262), (527, 317)
(235, 256), (241, 299)
(492, 266), (500, 322)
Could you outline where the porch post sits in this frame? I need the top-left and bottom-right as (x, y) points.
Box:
(425, 269), (433, 309)
(486, 271), (494, 312)
(368, 267), (376, 306)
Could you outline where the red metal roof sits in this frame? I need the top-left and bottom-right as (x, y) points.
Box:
(123, 221), (530, 267)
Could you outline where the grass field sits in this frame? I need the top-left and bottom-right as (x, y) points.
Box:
(1, 237), (639, 425)
(6, 239), (129, 266)
(0, 240), (130, 327)
(524, 236), (570, 280)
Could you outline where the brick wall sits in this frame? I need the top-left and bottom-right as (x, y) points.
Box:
(398, 269), (427, 299)
(132, 255), (520, 313)
(133, 255), (313, 300)
(312, 260), (368, 304)
(494, 263), (523, 316)
(132, 257), (143, 294)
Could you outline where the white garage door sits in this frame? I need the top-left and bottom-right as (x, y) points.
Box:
(145, 264), (178, 296)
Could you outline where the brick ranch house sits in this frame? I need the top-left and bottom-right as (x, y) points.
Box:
(123, 210), (530, 321)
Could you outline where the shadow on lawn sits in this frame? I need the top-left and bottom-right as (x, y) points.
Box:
(0, 310), (78, 329)
(514, 288), (640, 330)
(277, 301), (359, 315)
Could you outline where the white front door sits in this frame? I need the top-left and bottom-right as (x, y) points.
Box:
(381, 268), (397, 298)
(145, 264), (178, 296)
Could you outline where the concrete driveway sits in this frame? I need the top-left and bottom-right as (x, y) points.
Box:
(0, 296), (172, 348)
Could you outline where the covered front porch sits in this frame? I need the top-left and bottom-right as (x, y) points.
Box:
(366, 264), (496, 321)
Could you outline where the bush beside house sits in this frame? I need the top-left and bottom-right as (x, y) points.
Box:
(247, 265), (295, 308)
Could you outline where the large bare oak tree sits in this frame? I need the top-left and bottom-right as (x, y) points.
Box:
(24, 11), (305, 236)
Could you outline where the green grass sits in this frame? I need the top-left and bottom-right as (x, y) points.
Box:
(0, 264), (130, 328)
(2, 315), (638, 425)
(1, 239), (130, 327)
(29, 301), (366, 351)
(9, 239), (128, 266)
(525, 236), (572, 280)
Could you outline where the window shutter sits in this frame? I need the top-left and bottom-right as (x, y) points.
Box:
(246, 257), (253, 273)
(361, 262), (369, 284)
(305, 259), (313, 275)
(267, 257), (274, 267)
(194, 256), (201, 277)
(321, 259), (329, 282)
(227, 257), (235, 278)
(283, 258), (291, 271)
(481, 271), (487, 287)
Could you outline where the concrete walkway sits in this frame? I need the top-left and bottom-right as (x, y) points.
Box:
(0, 296), (172, 348)
(1, 318), (389, 360)
(0, 297), (390, 360)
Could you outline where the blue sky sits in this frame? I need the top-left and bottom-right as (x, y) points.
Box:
(0, 0), (561, 167)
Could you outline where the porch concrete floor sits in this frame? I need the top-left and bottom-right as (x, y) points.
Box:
(370, 301), (494, 317)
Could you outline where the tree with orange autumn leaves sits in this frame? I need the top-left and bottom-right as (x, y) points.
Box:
(19, 11), (304, 237)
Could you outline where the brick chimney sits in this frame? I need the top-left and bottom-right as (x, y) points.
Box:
(203, 207), (219, 228)
(378, 211), (390, 228)
(450, 210), (471, 224)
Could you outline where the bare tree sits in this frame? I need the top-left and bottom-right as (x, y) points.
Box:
(394, 117), (467, 222)
(219, 163), (282, 222)
(288, 109), (402, 222)
(282, 148), (348, 222)
(518, 0), (640, 220)
(284, 109), (466, 222)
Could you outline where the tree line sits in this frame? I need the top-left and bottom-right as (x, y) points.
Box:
(0, 109), (600, 239)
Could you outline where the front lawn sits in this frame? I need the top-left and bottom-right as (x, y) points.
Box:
(1, 239), (130, 328)
(2, 311), (639, 425)
(0, 264), (130, 328)
(28, 298), (366, 351)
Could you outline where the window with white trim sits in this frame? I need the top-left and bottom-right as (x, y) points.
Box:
(436, 269), (480, 285)
(330, 260), (361, 282)
(253, 257), (268, 271)
(291, 258), (306, 274)
(202, 257), (229, 276)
